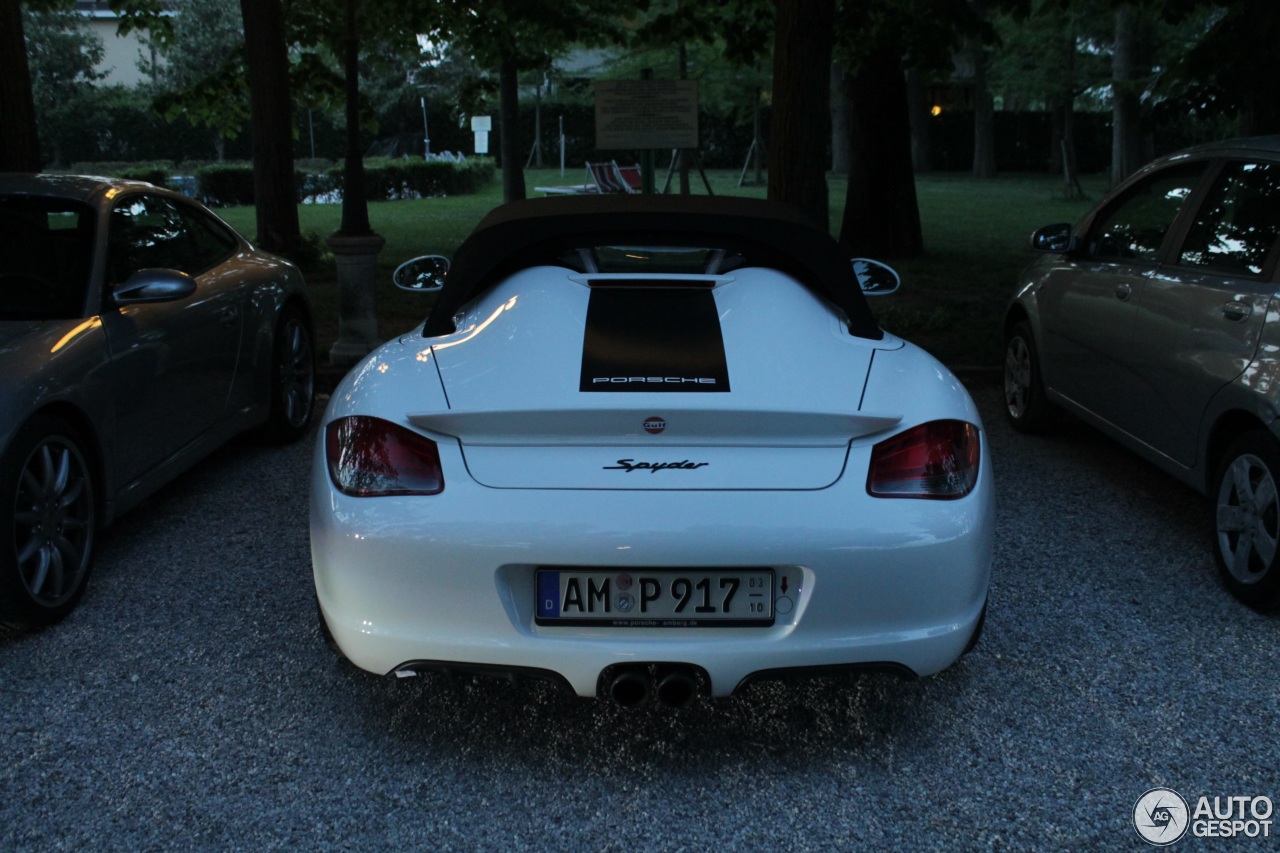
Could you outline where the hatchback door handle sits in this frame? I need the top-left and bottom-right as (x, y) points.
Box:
(1223, 301), (1252, 322)
(1115, 283), (1132, 301)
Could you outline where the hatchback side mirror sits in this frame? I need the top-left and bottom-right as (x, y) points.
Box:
(394, 255), (450, 292)
(1030, 223), (1076, 253)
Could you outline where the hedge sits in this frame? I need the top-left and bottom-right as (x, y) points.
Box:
(325, 158), (495, 200)
(189, 158), (493, 206)
(67, 161), (180, 190)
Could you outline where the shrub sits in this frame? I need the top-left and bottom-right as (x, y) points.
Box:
(67, 160), (175, 188)
(327, 157), (495, 200)
(195, 162), (257, 206)
(186, 158), (493, 206)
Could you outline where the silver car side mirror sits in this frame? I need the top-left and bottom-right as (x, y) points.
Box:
(852, 258), (900, 296)
(112, 268), (198, 305)
(394, 255), (450, 292)
(1030, 223), (1076, 253)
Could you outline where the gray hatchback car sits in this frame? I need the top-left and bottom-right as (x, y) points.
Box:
(1004, 136), (1280, 609)
(1, 174), (315, 629)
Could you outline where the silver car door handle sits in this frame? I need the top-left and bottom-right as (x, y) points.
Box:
(1222, 301), (1252, 322)
(1115, 283), (1132, 301)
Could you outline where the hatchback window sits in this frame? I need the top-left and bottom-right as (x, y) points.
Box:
(1178, 161), (1280, 277)
(1088, 164), (1205, 263)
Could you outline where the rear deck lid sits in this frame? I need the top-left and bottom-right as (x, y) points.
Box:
(418, 269), (900, 489)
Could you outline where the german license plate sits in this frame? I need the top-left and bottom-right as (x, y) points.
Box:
(536, 568), (774, 627)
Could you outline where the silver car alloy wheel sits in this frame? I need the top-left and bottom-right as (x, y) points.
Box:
(278, 315), (314, 429)
(13, 436), (95, 607)
(1216, 452), (1279, 585)
(1004, 335), (1033, 420)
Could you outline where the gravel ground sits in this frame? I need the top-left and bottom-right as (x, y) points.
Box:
(2, 379), (1278, 852)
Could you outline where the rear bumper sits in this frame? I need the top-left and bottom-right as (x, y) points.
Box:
(311, 435), (994, 699)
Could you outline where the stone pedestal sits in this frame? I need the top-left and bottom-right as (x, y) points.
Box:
(327, 230), (386, 367)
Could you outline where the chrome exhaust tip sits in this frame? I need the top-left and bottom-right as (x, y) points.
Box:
(609, 670), (652, 708)
(655, 670), (698, 708)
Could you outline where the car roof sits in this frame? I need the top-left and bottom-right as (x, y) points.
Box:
(0, 172), (163, 203)
(423, 194), (883, 340)
(1174, 135), (1280, 159)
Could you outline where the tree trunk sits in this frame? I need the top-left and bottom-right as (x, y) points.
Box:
(239, 0), (300, 256)
(499, 57), (525, 203)
(767, 0), (833, 230)
(906, 70), (932, 173)
(337, 0), (370, 235)
(676, 44), (691, 194)
(970, 39), (997, 179)
(752, 86), (763, 185)
(840, 46), (923, 259)
(1111, 4), (1143, 186)
(829, 62), (849, 175)
(0, 0), (41, 172)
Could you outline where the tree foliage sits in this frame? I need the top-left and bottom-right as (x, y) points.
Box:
(22, 3), (105, 166)
(1155, 0), (1280, 136)
(422, 0), (630, 202)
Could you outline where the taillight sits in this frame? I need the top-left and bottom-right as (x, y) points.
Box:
(867, 420), (980, 500)
(326, 416), (444, 497)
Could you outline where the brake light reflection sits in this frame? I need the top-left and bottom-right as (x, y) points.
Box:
(866, 420), (980, 500)
(326, 416), (445, 496)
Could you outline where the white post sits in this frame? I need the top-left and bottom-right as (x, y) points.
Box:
(421, 97), (430, 157)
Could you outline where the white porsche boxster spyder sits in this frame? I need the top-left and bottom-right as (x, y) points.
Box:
(310, 195), (993, 706)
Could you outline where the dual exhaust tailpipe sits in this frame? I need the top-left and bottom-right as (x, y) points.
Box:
(605, 665), (702, 709)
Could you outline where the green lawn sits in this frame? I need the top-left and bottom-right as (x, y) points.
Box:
(217, 168), (1107, 367)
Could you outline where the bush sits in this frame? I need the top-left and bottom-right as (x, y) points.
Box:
(195, 162), (258, 206)
(67, 160), (175, 188)
(327, 158), (495, 200)
(195, 158), (491, 206)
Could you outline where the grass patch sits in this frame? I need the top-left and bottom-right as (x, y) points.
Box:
(217, 168), (1106, 367)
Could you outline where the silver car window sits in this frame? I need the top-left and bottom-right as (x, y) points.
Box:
(1177, 161), (1280, 277)
(1087, 164), (1205, 264)
(0, 197), (95, 320)
(106, 195), (236, 285)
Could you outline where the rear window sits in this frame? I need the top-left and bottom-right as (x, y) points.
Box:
(1178, 160), (1280, 277)
(559, 245), (744, 276)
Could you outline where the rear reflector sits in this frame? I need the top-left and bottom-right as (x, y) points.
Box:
(326, 416), (444, 497)
(867, 420), (980, 500)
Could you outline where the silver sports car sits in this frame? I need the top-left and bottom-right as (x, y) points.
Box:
(1, 174), (315, 629)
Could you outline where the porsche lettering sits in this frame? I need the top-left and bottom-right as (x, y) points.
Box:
(604, 459), (710, 473)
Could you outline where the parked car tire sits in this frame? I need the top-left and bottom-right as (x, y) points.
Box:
(1003, 320), (1053, 433)
(0, 415), (97, 629)
(259, 306), (315, 444)
(1213, 431), (1280, 611)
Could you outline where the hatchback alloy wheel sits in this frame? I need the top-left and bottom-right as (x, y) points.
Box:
(1214, 433), (1280, 610)
(1002, 321), (1051, 433)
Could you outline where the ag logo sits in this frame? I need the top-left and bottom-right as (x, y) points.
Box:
(642, 416), (666, 435)
(1133, 788), (1189, 846)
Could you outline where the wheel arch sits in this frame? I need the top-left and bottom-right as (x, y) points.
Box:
(13, 402), (111, 526)
(1002, 303), (1032, 341)
(1203, 409), (1272, 494)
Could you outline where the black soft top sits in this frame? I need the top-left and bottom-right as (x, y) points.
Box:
(422, 194), (883, 340)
